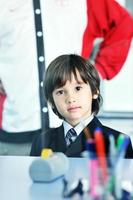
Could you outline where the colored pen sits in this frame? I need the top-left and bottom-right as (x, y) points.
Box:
(114, 134), (130, 199)
(83, 127), (92, 140)
(117, 134), (124, 150)
(116, 134), (130, 160)
(109, 132), (116, 167)
(94, 127), (108, 185)
(107, 133), (116, 194)
(86, 138), (103, 199)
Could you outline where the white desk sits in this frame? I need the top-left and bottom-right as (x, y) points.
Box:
(0, 156), (89, 200)
(0, 156), (133, 200)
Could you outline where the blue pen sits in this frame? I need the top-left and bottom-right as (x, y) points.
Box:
(116, 134), (130, 160)
(86, 138), (96, 158)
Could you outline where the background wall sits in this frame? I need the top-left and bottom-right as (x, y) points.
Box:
(47, 0), (133, 143)
(98, 0), (133, 143)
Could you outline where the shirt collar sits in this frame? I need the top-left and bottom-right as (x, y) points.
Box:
(63, 114), (94, 137)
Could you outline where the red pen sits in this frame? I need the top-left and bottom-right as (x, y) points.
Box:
(94, 127), (108, 185)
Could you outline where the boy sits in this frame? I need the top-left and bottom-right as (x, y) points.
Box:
(30, 54), (133, 158)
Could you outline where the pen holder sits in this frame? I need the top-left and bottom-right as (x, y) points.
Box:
(103, 157), (131, 200)
(87, 155), (123, 200)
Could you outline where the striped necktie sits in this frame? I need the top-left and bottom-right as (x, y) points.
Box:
(65, 128), (77, 146)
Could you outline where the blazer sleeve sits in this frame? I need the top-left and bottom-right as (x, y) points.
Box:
(30, 129), (55, 156)
(30, 135), (43, 156)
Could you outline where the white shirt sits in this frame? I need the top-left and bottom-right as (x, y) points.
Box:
(63, 114), (94, 139)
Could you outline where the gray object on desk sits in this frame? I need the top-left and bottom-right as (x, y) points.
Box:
(29, 152), (69, 182)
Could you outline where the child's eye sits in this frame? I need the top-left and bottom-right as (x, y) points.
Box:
(75, 86), (82, 91)
(56, 90), (64, 95)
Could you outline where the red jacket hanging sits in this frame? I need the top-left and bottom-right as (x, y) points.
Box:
(81, 0), (133, 79)
(0, 94), (6, 128)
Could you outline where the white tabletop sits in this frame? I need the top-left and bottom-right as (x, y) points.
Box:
(0, 156), (133, 200)
(0, 156), (89, 200)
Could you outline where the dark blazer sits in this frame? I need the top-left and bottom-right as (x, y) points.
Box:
(30, 116), (133, 158)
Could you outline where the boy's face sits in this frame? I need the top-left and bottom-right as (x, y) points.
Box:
(52, 71), (98, 126)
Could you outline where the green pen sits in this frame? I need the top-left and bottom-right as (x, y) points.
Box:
(107, 134), (124, 197)
(116, 134), (125, 150)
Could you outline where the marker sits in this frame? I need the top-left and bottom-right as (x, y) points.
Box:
(107, 133), (116, 194)
(83, 127), (92, 140)
(86, 138), (96, 158)
(114, 135), (130, 199)
(86, 138), (102, 199)
(94, 127), (108, 185)
(116, 134), (130, 160)
(117, 134), (124, 150)
(109, 132), (116, 167)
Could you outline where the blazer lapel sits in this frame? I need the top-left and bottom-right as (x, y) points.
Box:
(54, 125), (67, 153)
(88, 116), (103, 137)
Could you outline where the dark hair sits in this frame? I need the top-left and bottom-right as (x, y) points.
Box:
(44, 54), (102, 118)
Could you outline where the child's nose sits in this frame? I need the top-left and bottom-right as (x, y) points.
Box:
(66, 94), (76, 104)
